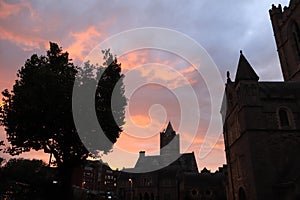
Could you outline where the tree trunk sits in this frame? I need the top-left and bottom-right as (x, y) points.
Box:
(58, 165), (74, 200)
(62, 166), (73, 200)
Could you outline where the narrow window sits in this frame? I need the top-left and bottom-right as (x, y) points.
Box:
(239, 187), (246, 200)
(279, 109), (289, 127)
(277, 107), (295, 129)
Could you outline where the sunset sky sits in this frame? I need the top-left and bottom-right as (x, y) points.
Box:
(0, 0), (289, 171)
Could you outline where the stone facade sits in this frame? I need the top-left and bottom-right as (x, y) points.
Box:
(222, 1), (300, 199)
(270, 0), (300, 81)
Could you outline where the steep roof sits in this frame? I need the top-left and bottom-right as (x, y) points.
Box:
(166, 121), (174, 132)
(164, 121), (175, 136)
(235, 51), (259, 83)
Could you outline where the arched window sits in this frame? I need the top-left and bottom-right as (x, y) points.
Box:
(279, 109), (289, 127)
(191, 189), (198, 196)
(277, 107), (295, 129)
(238, 187), (246, 200)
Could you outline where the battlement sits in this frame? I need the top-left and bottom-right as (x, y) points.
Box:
(269, 4), (282, 16)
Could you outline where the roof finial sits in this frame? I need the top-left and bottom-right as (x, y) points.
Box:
(240, 50), (243, 54)
(227, 71), (232, 83)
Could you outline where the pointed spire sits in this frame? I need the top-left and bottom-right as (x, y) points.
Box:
(235, 50), (259, 83)
(166, 121), (174, 132)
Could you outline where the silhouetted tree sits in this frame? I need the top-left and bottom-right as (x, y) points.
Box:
(73, 50), (126, 155)
(97, 49), (126, 144)
(0, 43), (126, 199)
(1, 158), (58, 200)
(0, 140), (4, 165)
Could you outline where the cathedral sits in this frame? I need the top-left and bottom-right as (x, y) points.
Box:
(222, 0), (300, 199)
(117, 122), (226, 200)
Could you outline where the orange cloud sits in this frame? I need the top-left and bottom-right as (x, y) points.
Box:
(115, 132), (159, 154)
(119, 50), (203, 91)
(129, 114), (151, 127)
(179, 65), (196, 74)
(66, 26), (103, 62)
(213, 138), (225, 150)
(119, 50), (151, 71)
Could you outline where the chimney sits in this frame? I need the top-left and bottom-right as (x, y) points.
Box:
(139, 151), (145, 158)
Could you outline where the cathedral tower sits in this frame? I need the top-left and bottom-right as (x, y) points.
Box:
(160, 121), (180, 156)
(223, 50), (300, 199)
(270, 1), (300, 81)
(222, 52), (261, 200)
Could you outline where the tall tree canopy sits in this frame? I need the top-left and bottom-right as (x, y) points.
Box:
(97, 49), (126, 144)
(0, 42), (126, 198)
(72, 49), (126, 154)
(0, 42), (87, 167)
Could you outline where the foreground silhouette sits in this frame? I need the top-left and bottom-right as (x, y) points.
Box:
(0, 42), (126, 199)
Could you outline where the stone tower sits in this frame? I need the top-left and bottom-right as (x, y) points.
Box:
(269, 0), (300, 81)
(222, 53), (300, 199)
(160, 121), (180, 156)
(222, 52), (261, 200)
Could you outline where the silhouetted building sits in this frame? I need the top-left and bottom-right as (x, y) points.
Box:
(160, 121), (180, 156)
(270, 0), (300, 81)
(72, 160), (118, 197)
(222, 1), (300, 199)
(118, 122), (227, 200)
(182, 167), (227, 200)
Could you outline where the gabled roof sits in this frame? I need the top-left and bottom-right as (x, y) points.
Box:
(235, 51), (259, 83)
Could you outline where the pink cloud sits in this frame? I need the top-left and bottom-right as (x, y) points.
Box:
(115, 132), (159, 154)
(0, 0), (37, 19)
(0, 26), (47, 51)
(66, 26), (103, 61)
(119, 50), (152, 71)
(0, 1), (225, 171)
(179, 65), (196, 74)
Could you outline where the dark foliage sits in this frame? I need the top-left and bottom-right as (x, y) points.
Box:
(96, 49), (126, 144)
(0, 43), (126, 198)
(0, 158), (59, 200)
(0, 140), (4, 165)
(0, 42), (87, 167)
